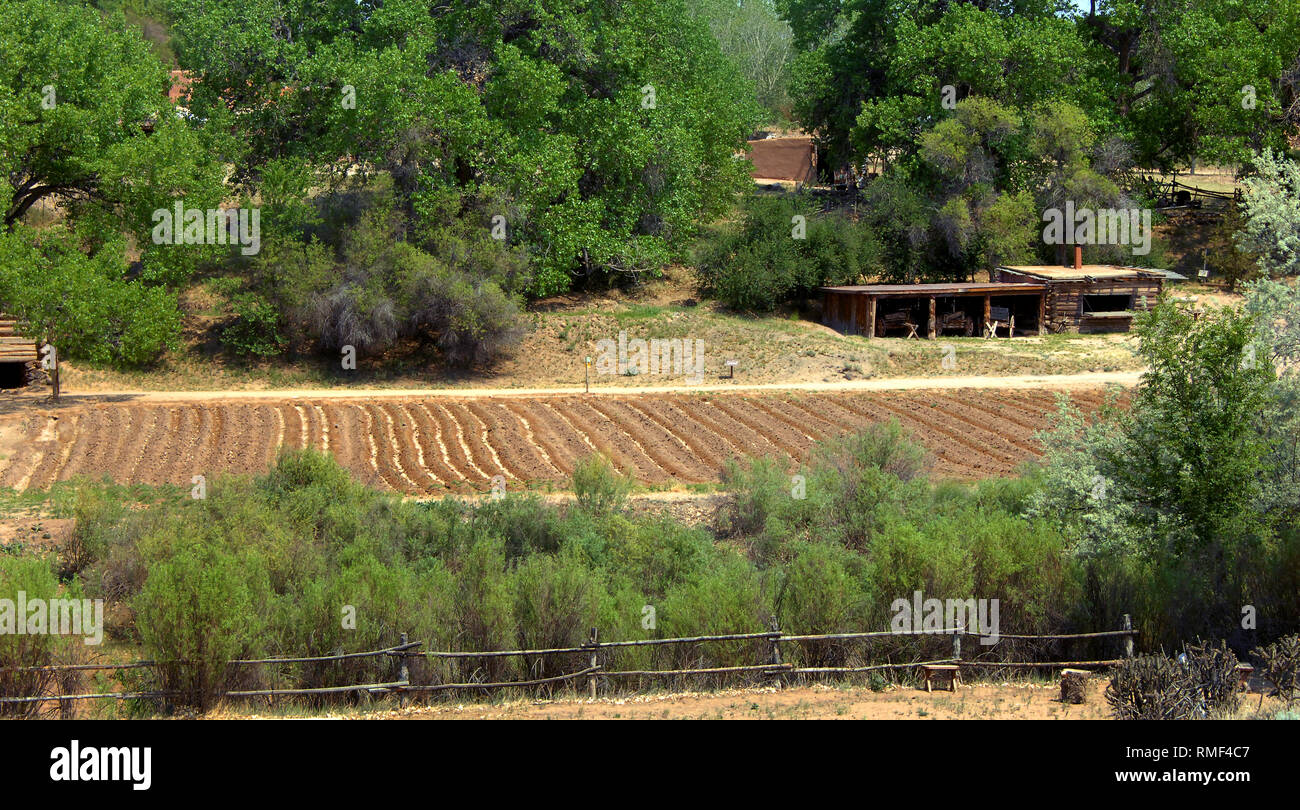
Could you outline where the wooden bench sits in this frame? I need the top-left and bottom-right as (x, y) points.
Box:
(921, 664), (960, 692)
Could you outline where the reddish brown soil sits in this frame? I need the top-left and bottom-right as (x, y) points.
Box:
(0, 389), (1101, 494)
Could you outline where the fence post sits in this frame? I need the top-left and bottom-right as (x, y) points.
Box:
(588, 627), (598, 700)
(953, 624), (962, 662)
(1122, 615), (1133, 659)
(398, 632), (410, 709)
(767, 616), (782, 689)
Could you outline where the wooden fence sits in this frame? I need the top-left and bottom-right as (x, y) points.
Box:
(1134, 176), (1242, 210)
(0, 615), (1140, 711)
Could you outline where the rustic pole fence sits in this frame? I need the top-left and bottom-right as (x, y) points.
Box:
(0, 622), (1143, 709)
(587, 627), (598, 700)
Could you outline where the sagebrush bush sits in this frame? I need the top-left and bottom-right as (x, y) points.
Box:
(571, 453), (632, 514)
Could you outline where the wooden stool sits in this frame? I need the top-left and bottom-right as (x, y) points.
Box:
(1235, 663), (1254, 692)
(921, 664), (960, 692)
(1060, 668), (1089, 704)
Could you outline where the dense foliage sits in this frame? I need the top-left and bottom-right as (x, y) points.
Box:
(697, 194), (881, 310)
(780, 0), (1300, 173)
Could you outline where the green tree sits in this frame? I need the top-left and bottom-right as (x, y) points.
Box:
(168, 0), (762, 296)
(1116, 301), (1276, 553)
(1237, 149), (1300, 277)
(0, 226), (180, 397)
(0, 0), (225, 244)
(692, 0), (795, 120)
(1082, 0), (1300, 168)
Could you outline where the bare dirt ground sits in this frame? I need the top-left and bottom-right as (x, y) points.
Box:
(55, 265), (1146, 393)
(217, 681), (1138, 720)
(0, 384), (1120, 493)
(389, 683), (1116, 720)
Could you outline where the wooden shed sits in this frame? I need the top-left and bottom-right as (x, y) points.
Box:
(819, 282), (1048, 339)
(995, 263), (1165, 333)
(0, 317), (39, 389)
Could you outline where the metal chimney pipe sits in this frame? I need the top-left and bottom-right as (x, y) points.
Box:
(1073, 245), (1082, 270)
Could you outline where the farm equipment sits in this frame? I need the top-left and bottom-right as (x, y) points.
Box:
(876, 310), (919, 338)
(984, 306), (1014, 338)
(937, 309), (975, 337)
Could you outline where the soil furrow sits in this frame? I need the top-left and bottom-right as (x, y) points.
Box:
(410, 403), (465, 486)
(426, 401), (490, 482)
(591, 399), (711, 482)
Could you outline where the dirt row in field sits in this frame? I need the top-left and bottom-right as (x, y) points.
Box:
(0, 389), (1106, 494)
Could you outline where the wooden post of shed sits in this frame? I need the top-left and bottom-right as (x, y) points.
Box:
(1037, 292), (1046, 335)
(928, 297), (936, 340)
(983, 294), (991, 333)
(866, 295), (877, 338)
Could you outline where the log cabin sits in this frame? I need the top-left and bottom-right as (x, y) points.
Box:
(995, 252), (1166, 334)
(0, 317), (39, 389)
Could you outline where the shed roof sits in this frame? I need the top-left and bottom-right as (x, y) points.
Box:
(819, 282), (1046, 296)
(998, 264), (1164, 282)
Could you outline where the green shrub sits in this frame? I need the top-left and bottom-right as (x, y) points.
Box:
(571, 453), (632, 514)
(0, 556), (84, 717)
(134, 546), (270, 710)
(222, 293), (288, 358)
(698, 194), (880, 311)
(777, 541), (867, 666)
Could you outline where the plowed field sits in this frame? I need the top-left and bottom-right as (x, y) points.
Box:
(0, 389), (1108, 494)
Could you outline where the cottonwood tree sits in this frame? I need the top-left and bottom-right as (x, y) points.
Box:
(0, 227), (180, 399)
(168, 0), (761, 295)
(0, 0), (225, 244)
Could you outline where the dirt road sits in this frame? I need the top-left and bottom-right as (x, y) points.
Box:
(22, 369), (1141, 404)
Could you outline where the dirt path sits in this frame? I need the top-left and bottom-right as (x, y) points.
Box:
(5, 370), (1140, 407)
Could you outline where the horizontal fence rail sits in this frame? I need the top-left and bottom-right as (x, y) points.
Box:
(0, 618), (1143, 708)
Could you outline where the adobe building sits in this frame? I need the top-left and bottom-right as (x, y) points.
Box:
(746, 136), (817, 185)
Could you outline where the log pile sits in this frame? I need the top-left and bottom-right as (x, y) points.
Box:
(0, 318), (38, 364)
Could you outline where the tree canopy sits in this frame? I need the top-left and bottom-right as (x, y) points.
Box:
(167, 0), (762, 296)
